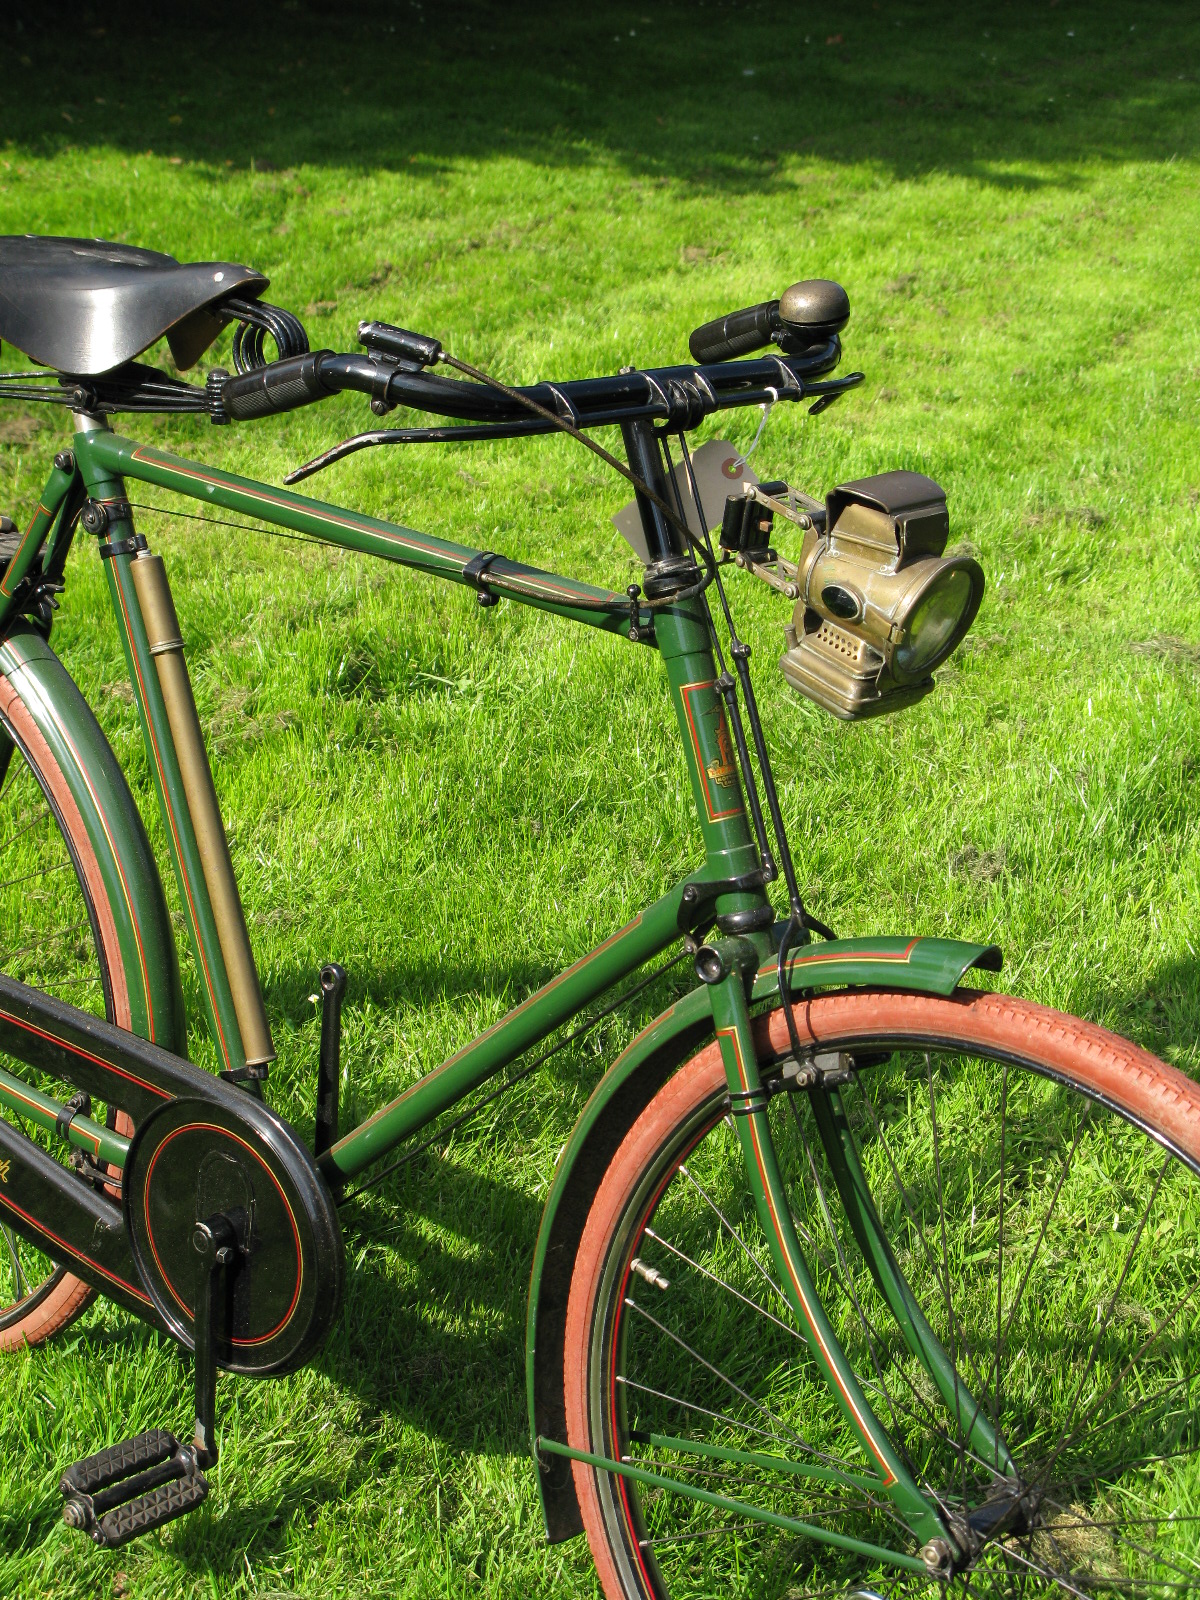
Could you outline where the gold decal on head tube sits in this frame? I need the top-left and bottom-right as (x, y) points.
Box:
(705, 713), (737, 789)
(0, 1158), (10, 1184)
(680, 680), (741, 821)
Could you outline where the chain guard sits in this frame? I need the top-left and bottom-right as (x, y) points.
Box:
(122, 1094), (343, 1377)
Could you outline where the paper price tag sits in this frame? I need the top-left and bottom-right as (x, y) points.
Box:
(612, 439), (758, 562)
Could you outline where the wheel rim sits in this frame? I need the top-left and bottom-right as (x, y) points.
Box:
(0, 716), (116, 1330)
(585, 1034), (1200, 1598)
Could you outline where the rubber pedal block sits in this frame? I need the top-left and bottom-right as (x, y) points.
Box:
(60, 1429), (179, 1497)
(94, 1468), (209, 1548)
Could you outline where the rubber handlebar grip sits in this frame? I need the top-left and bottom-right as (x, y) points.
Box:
(688, 300), (779, 364)
(221, 351), (334, 421)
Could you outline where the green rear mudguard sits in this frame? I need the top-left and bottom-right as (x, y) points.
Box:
(526, 932), (1001, 1542)
(0, 620), (185, 1053)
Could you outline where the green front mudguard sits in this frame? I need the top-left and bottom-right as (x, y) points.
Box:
(525, 932), (1001, 1541)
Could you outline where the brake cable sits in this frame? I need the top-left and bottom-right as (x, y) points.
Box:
(673, 430), (837, 1065)
(437, 349), (719, 597)
(444, 346), (836, 979)
(339, 946), (690, 1205)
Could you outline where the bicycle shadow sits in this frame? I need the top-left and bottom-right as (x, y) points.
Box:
(32, 1149), (553, 1569)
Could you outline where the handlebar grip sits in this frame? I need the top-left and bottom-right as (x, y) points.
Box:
(220, 351), (334, 421)
(688, 301), (778, 365)
(688, 281), (851, 365)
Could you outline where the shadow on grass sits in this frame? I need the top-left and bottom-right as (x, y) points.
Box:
(263, 952), (566, 1030)
(4, 1), (1199, 194)
(1113, 952), (1200, 1070)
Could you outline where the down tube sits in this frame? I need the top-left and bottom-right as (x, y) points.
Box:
(320, 881), (698, 1184)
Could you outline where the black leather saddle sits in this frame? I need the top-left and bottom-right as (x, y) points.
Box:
(0, 236), (268, 375)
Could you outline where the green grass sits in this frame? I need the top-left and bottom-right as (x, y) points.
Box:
(0, 0), (1199, 1593)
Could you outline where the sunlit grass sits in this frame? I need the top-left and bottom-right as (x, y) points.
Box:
(0, 0), (1197, 1594)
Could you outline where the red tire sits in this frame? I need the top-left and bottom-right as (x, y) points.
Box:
(0, 675), (136, 1349)
(565, 988), (1200, 1599)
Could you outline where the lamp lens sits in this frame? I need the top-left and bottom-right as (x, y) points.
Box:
(893, 566), (975, 679)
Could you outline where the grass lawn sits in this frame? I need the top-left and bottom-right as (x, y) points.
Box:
(1, 1), (1199, 1594)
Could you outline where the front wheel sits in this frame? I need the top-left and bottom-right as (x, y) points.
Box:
(564, 988), (1200, 1599)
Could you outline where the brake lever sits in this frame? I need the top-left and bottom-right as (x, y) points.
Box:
(357, 321), (442, 368)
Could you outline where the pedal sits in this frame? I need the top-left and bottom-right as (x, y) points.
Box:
(60, 1429), (208, 1547)
(62, 1208), (241, 1546)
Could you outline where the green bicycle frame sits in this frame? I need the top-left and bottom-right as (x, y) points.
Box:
(65, 419), (769, 1116)
(0, 412), (986, 1561)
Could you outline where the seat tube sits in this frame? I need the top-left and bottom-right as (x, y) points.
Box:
(72, 415), (251, 1079)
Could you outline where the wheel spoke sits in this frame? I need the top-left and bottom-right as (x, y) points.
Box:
(993, 1100), (1094, 1434)
(677, 1160), (789, 1311)
(1028, 1158), (1172, 1500)
(570, 1003), (1200, 1598)
(1052, 1365), (1200, 1484)
(849, 1072), (994, 1406)
(991, 1536), (1100, 1600)
(0, 858), (73, 897)
(624, 1292), (841, 1465)
(925, 1049), (972, 1510)
(642, 1225), (804, 1343)
(784, 1090), (928, 1498)
(0, 914), (92, 967)
(1038, 1497), (1200, 1585)
(616, 1373), (833, 1457)
(0, 801), (52, 857)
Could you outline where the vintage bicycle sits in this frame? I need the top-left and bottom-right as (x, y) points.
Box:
(0, 235), (1195, 1598)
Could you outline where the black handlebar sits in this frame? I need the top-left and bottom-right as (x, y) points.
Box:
(218, 280), (858, 432)
(689, 301), (781, 365)
(222, 342), (856, 429)
(220, 351), (333, 421)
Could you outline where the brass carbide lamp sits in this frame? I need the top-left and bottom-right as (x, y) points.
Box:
(779, 470), (984, 720)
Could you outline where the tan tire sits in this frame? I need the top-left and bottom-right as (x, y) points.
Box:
(0, 677), (138, 1349)
(565, 988), (1200, 1599)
